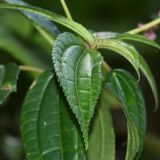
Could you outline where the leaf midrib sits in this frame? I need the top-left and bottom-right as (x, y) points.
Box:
(75, 51), (86, 132)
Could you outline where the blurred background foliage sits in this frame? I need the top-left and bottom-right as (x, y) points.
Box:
(0, 0), (160, 159)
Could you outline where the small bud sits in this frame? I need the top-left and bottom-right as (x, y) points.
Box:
(144, 30), (157, 40)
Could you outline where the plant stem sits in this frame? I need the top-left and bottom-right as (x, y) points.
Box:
(103, 61), (111, 72)
(60, 0), (73, 20)
(19, 65), (44, 74)
(127, 18), (160, 34)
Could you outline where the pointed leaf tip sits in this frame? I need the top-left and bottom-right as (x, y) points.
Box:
(52, 32), (102, 149)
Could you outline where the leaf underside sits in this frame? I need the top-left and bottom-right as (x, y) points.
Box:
(104, 69), (146, 160)
(0, 63), (19, 105)
(52, 32), (102, 149)
(0, 3), (94, 45)
(4, 0), (59, 43)
(21, 71), (85, 160)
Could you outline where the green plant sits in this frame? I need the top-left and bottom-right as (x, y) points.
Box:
(0, 0), (160, 159)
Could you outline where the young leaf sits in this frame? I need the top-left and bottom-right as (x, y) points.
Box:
(0, 63), (19, 105)
(88, 94), (115, 160)
(139, 55), (158, 110)
(96, 39), (140, 78)
(4, 0), (59, 44)
(52, 32), (102, 149)
(21, 71), (85, 160)
(114, 33), (160, 49)
(0, 3), (94, 46)
(103, 69), (146, 160)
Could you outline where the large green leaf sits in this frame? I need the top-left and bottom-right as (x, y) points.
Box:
(0, 63), (19, 105)
(139, 55), (158, 109)
(0, 3), (94, 46)
(114, 33), (160, 49)
(104, 69), (146, 160)
(4, 0), (59, 44)
(52, 32), (102, 149)
(21, 71), (85, 160)
(96, 39), (140, 78)
(88, 94), (115, 160)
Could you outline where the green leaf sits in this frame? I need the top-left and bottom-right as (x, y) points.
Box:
(21, 71), (85, 160)
(52, 32), (102, 149)
(88, 94), (115, 160)
(4, 0), (59, 44)
(0, 3), (94, 46)
(139, 55), (158, 110)
(0, 63), (19, 105)
(0, 27), (46, 69)
(96, 39), (140, 78)
(103, 69), (146, 160)
(114, 33), (160, 49)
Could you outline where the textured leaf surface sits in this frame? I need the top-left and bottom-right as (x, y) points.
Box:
(0, 63), (19, 105)
(52, 32), (102, 149)
(139, 55), (158, 109)
(104, 69), (146, 160)
(21, 71), (85, 160)
(4, 0), (59, 44)
(96, 39), (140, 78)
(114, 33), (160, 49)
(0, 3), (94, 45)
(88, 95), (115, 160)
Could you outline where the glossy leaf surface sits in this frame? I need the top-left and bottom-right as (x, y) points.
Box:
(88, 94), (115, 160)
(104, 69), (146, 160)
(52, 32), (102, 149)
(21, 71), (85, 160)
(0, 63), (19, 104)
